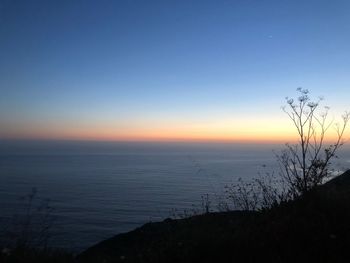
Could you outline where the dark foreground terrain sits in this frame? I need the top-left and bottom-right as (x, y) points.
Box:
(2, 170), (350, 262)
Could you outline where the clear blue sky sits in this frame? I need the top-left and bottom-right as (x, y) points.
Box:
(1, 0), (349, 141)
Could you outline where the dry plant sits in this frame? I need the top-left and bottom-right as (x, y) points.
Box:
(226, 88), (349, 210)
(280, 88), (349, 197)
(0, 188), (55, 251)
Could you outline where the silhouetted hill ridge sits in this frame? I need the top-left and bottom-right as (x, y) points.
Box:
(79, 169), (350, 263)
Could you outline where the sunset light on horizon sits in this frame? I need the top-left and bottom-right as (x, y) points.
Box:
(1, 114), (347, 144)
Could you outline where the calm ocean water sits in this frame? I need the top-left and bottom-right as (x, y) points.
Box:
(1, 140), (349, 251)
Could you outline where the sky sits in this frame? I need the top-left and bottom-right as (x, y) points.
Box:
(0, 0), (349, 142)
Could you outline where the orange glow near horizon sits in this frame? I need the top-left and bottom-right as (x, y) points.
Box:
(1, 116), (347, 144)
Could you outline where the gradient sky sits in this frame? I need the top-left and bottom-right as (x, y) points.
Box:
(1, 0), (349, 142)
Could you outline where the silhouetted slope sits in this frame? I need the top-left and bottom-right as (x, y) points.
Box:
(79, 170), (350, 263)
(79, 211), (256, 263)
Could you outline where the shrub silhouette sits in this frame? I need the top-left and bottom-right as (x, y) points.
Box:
(280, 88), (349, 197)
(1, 188), (55, 250)
(227, 88), (349, 210)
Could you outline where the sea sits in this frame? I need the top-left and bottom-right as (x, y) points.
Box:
(0, 140), (349, 251)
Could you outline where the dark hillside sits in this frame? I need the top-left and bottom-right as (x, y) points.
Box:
(79, 170), (350, 263)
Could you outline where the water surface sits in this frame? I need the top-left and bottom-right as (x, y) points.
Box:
(1, 140), (349, 251)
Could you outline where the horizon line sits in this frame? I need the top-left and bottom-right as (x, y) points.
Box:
(0, 136), (344, 145)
